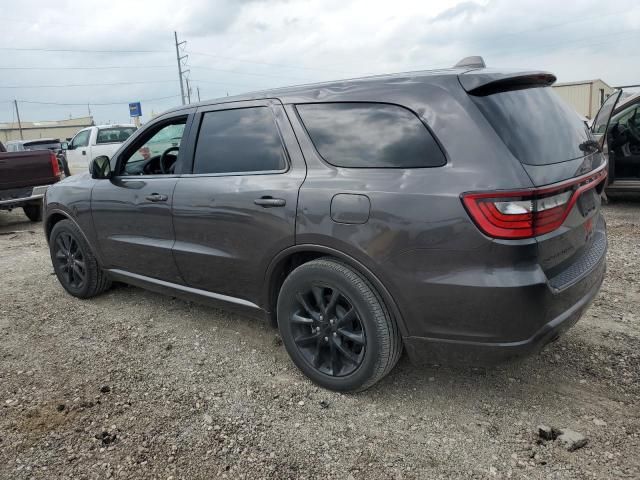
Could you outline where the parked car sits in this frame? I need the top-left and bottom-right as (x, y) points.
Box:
(66, 124), (137, 174)
(1, 140), (61, 221)
(44, 57), (611, 392)
(591, 90), (640, 195)
(5, 138), (70, 176)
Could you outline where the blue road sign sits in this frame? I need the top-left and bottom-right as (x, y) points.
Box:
(129, 102), (142, 117)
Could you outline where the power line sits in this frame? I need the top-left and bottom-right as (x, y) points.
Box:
(0, 65), (174, 71)
(190, 64), (314, 81)
(0, 47), (165, 54)
(0, 79), (178, 89)
(189, 50), (360, 75)
(15, 95), (181, 106)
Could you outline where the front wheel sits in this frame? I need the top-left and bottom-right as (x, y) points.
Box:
(49, 219), (111, 298)
(277, 258), (402, 392)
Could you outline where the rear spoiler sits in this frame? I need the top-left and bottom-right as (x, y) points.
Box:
(459, 71), (557, 96)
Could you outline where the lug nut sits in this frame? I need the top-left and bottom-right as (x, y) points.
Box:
(324, 336), (328, 342)
(319, 315), (324, 321)
(333, 332), (337, 337)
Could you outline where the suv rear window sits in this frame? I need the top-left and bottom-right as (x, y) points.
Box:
(470, 87), (593, 166)
(296, 103), (446, 168)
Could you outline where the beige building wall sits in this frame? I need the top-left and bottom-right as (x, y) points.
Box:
(0, 116), (94, 144)
(553, 80), (614, 119)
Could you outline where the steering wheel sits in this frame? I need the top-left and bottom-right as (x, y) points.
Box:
(159, 146), (180, 174)
(626, 109), (640, 142)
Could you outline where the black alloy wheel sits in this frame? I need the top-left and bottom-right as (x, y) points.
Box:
(291, 284), (366, 377)
(277, 258), (402, 392)
(49, 219), (111, 298)
(53, 231), (87, 290)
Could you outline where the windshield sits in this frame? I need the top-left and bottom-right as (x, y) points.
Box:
(96, 127), (137, 144)
(471, 86), (594, 165)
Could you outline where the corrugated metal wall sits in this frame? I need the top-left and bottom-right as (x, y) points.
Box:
(553, 83), (592, 118)
(553, 81), (615, 119)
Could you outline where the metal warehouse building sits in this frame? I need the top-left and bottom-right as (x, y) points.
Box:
(0, 116), (94, 144)
(552, 79), (614, 119)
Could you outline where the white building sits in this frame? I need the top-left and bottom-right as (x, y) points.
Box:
(552, 79), (614, 119)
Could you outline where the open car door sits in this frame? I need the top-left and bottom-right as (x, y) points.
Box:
(591, 89), (622, 147)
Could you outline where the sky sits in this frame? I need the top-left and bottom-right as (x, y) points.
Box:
(1, 0), (639, 125)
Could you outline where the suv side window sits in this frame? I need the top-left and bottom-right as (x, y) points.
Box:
(118, 118), (187, 176)
(71, 129), (90, 148)
(192, 107), (287, 174)
(296, 102), (446, 168)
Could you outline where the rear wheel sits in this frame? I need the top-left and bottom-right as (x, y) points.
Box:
(277, 258), (402, 392)
(49, 219), (111, 298)
(23, 203), (42, 222)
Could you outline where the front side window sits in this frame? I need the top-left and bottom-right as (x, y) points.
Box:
(119, 119), (187, 176)
(296, 102), (446, 168)
(193, 107), (287, 174)
(72, 130), (90, 148)
(96, 127), (137, 144)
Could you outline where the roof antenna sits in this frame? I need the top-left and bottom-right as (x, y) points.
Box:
(454, 56), (486, 68)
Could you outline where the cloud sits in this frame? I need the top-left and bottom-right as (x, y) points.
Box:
(0, 0), (639, 125)
(430, 1), (486, 23)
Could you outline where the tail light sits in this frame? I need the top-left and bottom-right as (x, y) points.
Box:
(461, 165), (607, 239)
(50, 151), (61, 177)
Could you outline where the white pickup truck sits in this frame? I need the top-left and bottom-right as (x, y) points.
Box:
(66, 124), (137, 174)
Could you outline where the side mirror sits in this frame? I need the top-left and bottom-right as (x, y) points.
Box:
(67, 143), (75, 150)
(60, 142), (68, 150)
(91, 156), (112, 179)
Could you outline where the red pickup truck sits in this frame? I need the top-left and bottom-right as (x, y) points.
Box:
(0, 140), (61, 221)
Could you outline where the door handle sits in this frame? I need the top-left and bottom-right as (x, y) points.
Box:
(254, 197), (286, 207)
(145, 193), (168, 202)
(82, 150), (86, 155)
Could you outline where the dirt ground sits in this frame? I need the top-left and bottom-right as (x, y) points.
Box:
(0, 201), (638, 479)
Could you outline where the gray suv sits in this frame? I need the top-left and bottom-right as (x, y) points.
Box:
(44, 58), (609, 391)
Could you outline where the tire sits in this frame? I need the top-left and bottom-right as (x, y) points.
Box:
(49, 219), (111, 298)
(58, 155), (71, 177)
(277, 257), (402, 392)
(23, 203), (42, 222)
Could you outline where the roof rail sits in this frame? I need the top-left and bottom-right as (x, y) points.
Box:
(454, 56), (486, 69)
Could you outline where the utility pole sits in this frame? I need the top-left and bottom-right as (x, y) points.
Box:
(174, 31), (187, 105)
(197, 86), (201, 102)
(185, 77), (192, 104)
(13, 100), (23, 140)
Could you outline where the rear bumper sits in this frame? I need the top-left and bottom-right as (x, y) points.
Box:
(403, 260), (604, 365)
(393, 217), (607, 366)
(0, 185), (48, 208)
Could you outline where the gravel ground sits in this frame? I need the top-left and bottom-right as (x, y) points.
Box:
(0, 201), (638, 479)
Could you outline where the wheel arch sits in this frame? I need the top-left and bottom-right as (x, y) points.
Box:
(44, 208), (104, 265)
(263, 244), (409, 337)
(45, 211), (69, 242)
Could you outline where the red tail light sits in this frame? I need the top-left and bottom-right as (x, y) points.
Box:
(50, 151), (61, 177)
(461, 165), (607, 239)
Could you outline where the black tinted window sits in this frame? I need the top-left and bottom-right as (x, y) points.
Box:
(471, 87), (593, 165)
(296, 103), (446, 168)
(193, 107), (287, 174)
